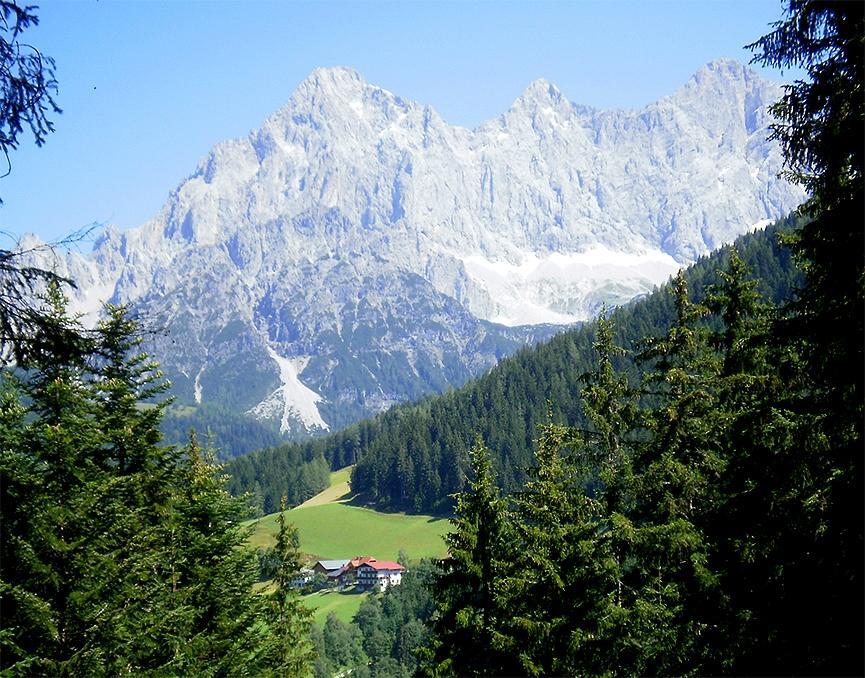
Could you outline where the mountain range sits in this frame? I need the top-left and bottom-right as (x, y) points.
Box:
(23, 58), (805, 442)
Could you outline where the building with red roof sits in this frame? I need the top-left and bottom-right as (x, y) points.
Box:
(356, 559), (405, 591)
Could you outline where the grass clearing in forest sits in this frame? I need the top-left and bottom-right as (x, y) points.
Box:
(245, 467), (450, 561)
(296, 466), (353, 508)
(246, 467), (448, 625)
(247, 501), (450, 560)
(302, 587), (370, 625)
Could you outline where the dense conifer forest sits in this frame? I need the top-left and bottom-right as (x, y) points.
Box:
(160, 403), (286, 460)
(420, 2), (864, 674)
(0, 293), (316, 673)
(310, 561), (437, 678)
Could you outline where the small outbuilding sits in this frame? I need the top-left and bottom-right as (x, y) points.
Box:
(290, 568), (314, 589)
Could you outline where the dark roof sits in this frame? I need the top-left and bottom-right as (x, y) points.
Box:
(328, 565), (349, 579)
(316, 559), (350, 571)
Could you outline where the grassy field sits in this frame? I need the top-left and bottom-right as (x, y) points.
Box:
(302, 587), (369, 625)
(296, 466), (353, 508)
(246, 468), (451, 561)
(247, 501), (450, 560)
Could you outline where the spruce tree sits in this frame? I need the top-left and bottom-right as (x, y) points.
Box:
(266, 496), (315, 676)
(745, 2), (864, 671)
(0, 372), (57, 673)
(580, 312), (636, 515)
(619, 272), (723, 676)
(1, 294), (316, 675)
(159, 432), (283, 675)
(502, 417), (612, 676)
(575, 313), (639, 672)
(0, 284), (115, 674)
(422, 439), (516, 676)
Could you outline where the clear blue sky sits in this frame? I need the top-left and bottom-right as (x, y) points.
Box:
(1, 0), (797, 244)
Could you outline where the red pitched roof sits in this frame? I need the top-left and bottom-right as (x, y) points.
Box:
(349, 556), (377, 568)
(362, 560), (404, 572)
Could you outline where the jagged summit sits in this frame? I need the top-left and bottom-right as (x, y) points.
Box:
(504, 60), (765, 121)
(284, 65), (420, 119)
(516, 77), (565, 104)
(293, 66), (369, 99)
(25, 59), (806, 438)
(698, 57), (758, 78)
(676, 58), (764, 97)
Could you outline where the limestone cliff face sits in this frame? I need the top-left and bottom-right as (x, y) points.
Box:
(27, 60), (804, 435)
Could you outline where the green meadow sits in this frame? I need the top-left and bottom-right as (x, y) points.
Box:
(247, 501), (450, 561)
(246, 467), (451, 625)
(246, 466), (450, 561)
(303, 588), (369, 625)
(296, 466), (353, 508)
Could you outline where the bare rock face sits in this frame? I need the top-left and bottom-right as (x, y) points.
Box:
(24, 59), (804, 437)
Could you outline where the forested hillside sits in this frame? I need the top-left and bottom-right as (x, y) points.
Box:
(0, 296), (316, 674)
(423, 4), (863, 674)
(160, 402), (285, 459)
(227, 215), (802, 514)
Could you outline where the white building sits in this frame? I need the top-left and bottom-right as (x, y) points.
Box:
(356, 560), (405, 591)
(290, 568), (314, 589)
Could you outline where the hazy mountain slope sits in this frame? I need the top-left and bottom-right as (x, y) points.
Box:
(25, 60), (804, 439)
(226, 217), (803, 513)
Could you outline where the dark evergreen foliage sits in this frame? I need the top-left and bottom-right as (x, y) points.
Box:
(738, 2), (864, 671)
(491, 420), (612, 677)
(0, 245), (81, 367)
(309, 561), (436, 678)
(0, 292), (315, 675)
(423, 241), (859, 675)
(227, 444), (331, 515)
(265, 497), (316, 674)
(422, 441), (517, 676)
(160, 402), (286, 460)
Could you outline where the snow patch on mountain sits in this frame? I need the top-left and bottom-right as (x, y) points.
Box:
(461, 247), (682, 325)
(246, 347), (329, 433)
(193, 365), (205, 404)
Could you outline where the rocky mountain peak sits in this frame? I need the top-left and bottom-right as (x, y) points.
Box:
(295, 65), (369, 97)
(21, 60), (807, 439)
(698, 57), (756, 80)
(677, 57), (764, 99)
(510, 77), (570, 113)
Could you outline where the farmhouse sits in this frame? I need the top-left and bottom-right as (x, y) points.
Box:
(331, 555), (376, 587)
(356, 560), (405, 591)
(348, 555), (377, 569)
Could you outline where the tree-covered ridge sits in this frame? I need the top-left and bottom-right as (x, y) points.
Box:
(160, 402), (286, 460)
(228, 444), (333, 516)
(423, 247), (859, 675)
(227, 215), (803, 514)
